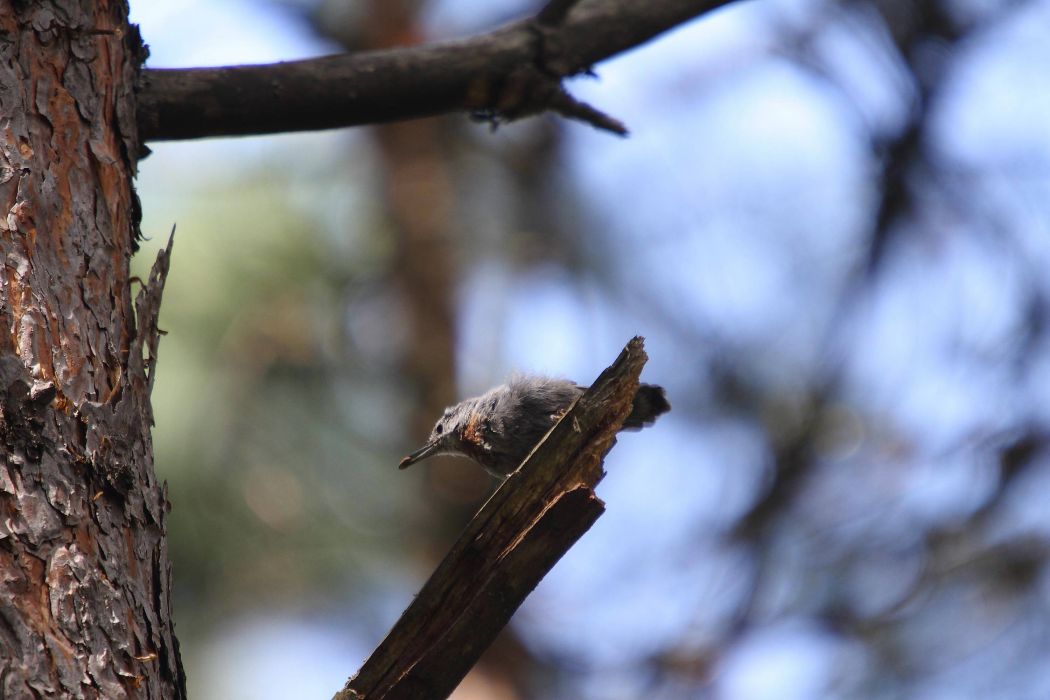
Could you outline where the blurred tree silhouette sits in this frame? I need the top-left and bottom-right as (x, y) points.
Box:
(129, 0), (1050, 698)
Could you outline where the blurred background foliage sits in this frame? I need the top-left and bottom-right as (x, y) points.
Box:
(130, 0), (1050, 698)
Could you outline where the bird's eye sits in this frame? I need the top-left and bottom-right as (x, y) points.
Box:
(435, 424), (444, 435)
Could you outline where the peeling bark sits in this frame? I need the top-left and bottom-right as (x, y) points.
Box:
(0, 2), (184, 698)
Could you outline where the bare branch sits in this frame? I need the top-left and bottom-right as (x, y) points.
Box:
(334, 337), (651, 700)
(136, 0), (736, 141)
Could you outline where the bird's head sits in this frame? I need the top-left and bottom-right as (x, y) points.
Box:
(398, 400), (475, 469)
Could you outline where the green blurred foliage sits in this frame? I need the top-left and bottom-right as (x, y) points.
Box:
(134, 141), (423, 632)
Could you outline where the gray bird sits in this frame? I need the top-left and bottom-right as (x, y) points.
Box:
(399, 375), (670, 477)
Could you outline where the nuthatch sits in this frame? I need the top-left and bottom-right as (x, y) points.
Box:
(399, 375), (670, 478)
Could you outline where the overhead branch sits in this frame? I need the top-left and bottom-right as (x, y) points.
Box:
(136, 0), (735, 141)
(334, 337), (651, 700)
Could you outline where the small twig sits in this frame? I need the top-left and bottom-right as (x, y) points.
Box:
(530, 0), (628, 134)
(549, 87), (628, 135)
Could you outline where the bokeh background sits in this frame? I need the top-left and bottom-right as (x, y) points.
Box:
(129, 0), (1050, 698)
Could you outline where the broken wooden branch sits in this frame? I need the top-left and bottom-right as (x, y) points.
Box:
(335, 336), (650, 699)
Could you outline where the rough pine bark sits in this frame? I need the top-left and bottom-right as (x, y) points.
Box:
(0, 2), (185, 698)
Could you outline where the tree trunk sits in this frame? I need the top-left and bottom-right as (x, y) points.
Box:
(0, 2), (184, 698)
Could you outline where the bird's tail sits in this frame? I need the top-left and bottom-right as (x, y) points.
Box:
(622, 383), (671, 430)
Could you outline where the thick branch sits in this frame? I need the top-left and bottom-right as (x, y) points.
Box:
(136, 0), (734, 141)
(335, 337), (650, 700)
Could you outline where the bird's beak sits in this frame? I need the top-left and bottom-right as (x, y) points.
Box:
(399, 441), (440, 469)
